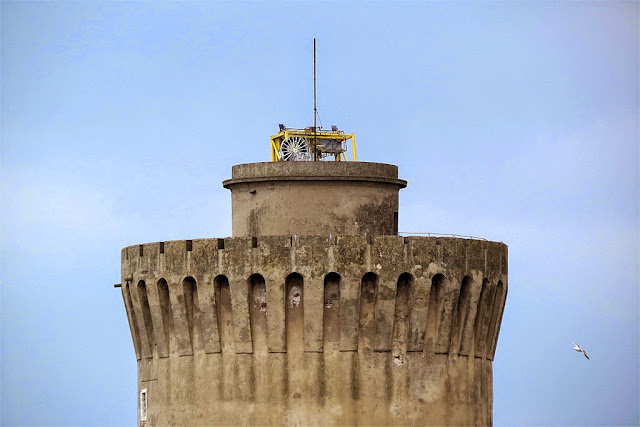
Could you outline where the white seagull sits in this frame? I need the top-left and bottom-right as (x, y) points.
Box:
(572, 342), (590, 360)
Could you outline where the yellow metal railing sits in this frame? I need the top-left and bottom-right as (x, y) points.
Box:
(270, 128), (356, 162)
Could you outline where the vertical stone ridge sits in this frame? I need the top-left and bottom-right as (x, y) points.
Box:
(122, 281), (142, 360)
(136, 280), (155, 357)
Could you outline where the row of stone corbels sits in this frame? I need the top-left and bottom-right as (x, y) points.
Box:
(120, 236), (507, 362)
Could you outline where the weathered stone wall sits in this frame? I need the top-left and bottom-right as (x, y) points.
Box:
(121, 236), (507, 426)
(222, 162), (407, 237)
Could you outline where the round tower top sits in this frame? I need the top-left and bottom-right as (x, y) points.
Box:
(223, 161), (406, 185)
(223, 162), (407, 237)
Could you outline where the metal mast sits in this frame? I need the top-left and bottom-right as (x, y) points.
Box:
(313, 38), (317, 161)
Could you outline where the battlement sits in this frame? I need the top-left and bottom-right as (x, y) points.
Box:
(121, 236), (507, 363)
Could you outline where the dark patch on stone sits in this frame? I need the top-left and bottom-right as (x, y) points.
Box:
(354, 195), (397, 236)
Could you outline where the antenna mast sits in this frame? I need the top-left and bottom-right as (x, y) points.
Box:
(269, 38), (357, 163)
(313, 38), (317, 161)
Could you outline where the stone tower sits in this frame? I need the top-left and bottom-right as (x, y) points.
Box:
(119, 161), (508, 426)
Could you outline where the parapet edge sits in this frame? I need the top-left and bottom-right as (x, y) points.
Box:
(222, 161), (407, 188)
(121, 235), (507, 257)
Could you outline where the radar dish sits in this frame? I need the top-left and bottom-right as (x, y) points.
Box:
(279, 136), (311, 161)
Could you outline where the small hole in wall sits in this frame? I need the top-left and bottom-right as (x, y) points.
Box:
(139, 245), (144, 257)
(217, 238), (225, 250)
(251, 237), (258, 248)
(186, 240), (193, 252)
(159, 242), (165, 254)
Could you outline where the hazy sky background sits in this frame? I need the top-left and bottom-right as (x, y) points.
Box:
(2, 1), (638, 425)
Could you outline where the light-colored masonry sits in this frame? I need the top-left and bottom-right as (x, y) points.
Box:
(121, 236), (507, 426)
(119, 162), (508, 426)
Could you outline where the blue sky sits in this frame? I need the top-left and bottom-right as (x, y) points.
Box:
(1, 1), (638, 425)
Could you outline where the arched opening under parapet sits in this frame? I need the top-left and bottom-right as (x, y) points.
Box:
(248, 273), (268, 353)
(323, 272), (341, 346)
(137, 280), (155, 357)
(124, 282), (142, 359)
(285, 273), (304, 351)
(358, 272), (378, 351)
(392, 273), (413, 359)
(452, 276), (472, 355)
(486, 280), (505, 359)
(156, 278), (172, 356)
(473, 278), (491, 356)
(425, 273), (445, 353)
(214, 275), (234, 353)
(182, 276), (202, 352)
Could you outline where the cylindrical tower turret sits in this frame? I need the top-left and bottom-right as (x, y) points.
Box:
(223, 162), (407, 237)
(119, 160), (507, 426)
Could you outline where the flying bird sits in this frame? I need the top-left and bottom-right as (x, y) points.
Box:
(572, 342), (590, 360)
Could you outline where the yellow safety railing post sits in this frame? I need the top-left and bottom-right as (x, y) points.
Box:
(271, 137), (281, 161)
(271, 137), (275, 161)
(351, 135), (357, 161)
